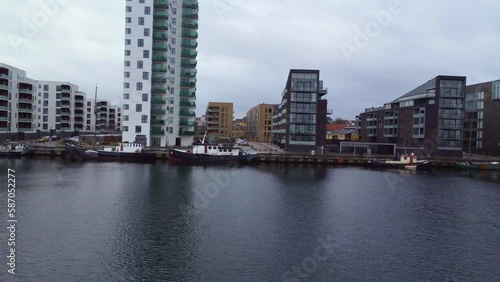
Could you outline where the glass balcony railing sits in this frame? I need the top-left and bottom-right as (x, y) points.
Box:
(151, 109), (166, 115)
(182, 0), (198, 9)
(151, 98), (167, 104)
(182, 10), (199, 19)
(179, 110), (196, 117)
(181, 30), (198, 38)
(180, 89), (195, 97)
(153, 11), (169, 19)
(152, 87), (167, 93)
(0, 106), (8, 111)
(151, 119), (165, 125)
(179, 120), (196, 126)
(150, 129), (165, 136)
(152, 54), (168, 61)
(153, 21), (168, 29)
(179, 130), (195, 136)
(181, 50), (197, 58)
(0, 84), (9, 90)
(181, 60), (197, 68)
(19, 88), (33, 94)
(153, 32), (168, 40)
(152, 65), (167, 72)
(180, 101), (196, 107)
(180, 81), (196, 88)
(154, 0), (169, 7)
(181, 40), (198, 48)
(153, 43), (168, 51)
(182, 20), (198, 29)
(152, 76), (167, 82)
(0, 74), (9, 79)
(18, 98), (33, 104)
(180, 71), (196, 78)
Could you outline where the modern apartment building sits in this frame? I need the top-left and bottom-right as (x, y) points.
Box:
(0, 63), (36, 134)
(205, 102), (233, 137)
(36, 81), (84, 132)
(246, 103), (275, 142)
(122, 0), (199, 147)
(464, 80), (500, 156)
(357, 75), (466, 157)
(86, 99), (122, 132)
(272, 69), (328, 152)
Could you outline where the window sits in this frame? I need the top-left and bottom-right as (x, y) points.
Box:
(124, 60), (130, 67)
(144, 6), (151, 14)
(126, 6), (132, 12)
(141, 115), (148, 123)
(43, 92), (49, 99)
(136, 104), (142, 112)
(142, 72), (149, 80)
(43, 100), (49, 107)
(125, 39), (131, 46)
(139, 0), (144, 3)
(123, 104), (129, 110)
(172, 18), (176, 25)
(172, 38), (176, 45)
(172, 27), (176, 35)
(124, 82), (130, 89)
(171, 47), (176, 55)
(43, 123), (48, 130)
(124, 72), (130, 78)
(143, 50), (149, 58)
(123, 126), (128, 132)
(142, 93), (148, 101)
(125, 50), (131, 56)
(144, 28), (150, 36)
(123, 93), (130, 99)
(138, 17), (144, 25)
(126, 17), (131, 23)
(173, 8), (177, 15)
(43, 116), (48, 122)
(170, 67), (175, 75)
(43, 85), (49, 91)
(493, 81), (500, 100)
(138, 39), (144, 47)
(125, 28), (131, 34)
(135, 126), (141, 133)
(43, 108), (48, 114)
(136, 82), (143, 90)
(137, 60), (143, 69)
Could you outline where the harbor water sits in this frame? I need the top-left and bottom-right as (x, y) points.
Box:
(0, 158), (499, 281)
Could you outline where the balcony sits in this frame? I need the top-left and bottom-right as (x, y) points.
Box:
(182, 20), (198, 29)
(18, 118), (32, 123)
(18, 98), (32, 104)
(182, 0), (198, 9)
(179, 110), (196, 117)
(60, 95), (71, 101)
(151, 98), (167, 104)
(153, 43), (168, 51)
(152, 53), (168, 61)
(153, 32), (168, 40)
(151, 108), (166, 115)
(180, 90), (195, 97)
(181, 60), (197, 68)
(61, 111), (71, 116)
(60, 104), (71, 109)
(0, 106), (8, 111)
(150, 129), (165, 136)
(180, 101), (196, 107)
(0, 116), (8, 121)
(153, 11), (169, 19)
(180, 81), (196, 88)
(0, 73), (8, 79)
(0, 94), (8, 101)
(0, 84), (9, 91)
(75, 106), (84, 110)
(180, 71), (196, 78)
(181, 30), (198, 38)
(179, 120), (196, 126)
(151, 119), (165, 125)
(179, 130), (195, 136)
(152, 75), (167, 82)
(61, 88), (71, 94)
(19, 88), (33, 94)
(75, 95), (84, 101)
(182, 10), (199, 19)
(153, 21), (168, 30)
(181, 40), (198, 48)
(18, 108), (32, 113)
(181, 49), (197, 58)
(18, 127), (33, 132)
(154, 0), (168, 7)
(152, 65), (167, 72)
(152, 87), (167, 93)
(74, 113), (84, 118)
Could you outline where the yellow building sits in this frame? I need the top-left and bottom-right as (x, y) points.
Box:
(246, 103), (275, 142)
(205, 102), (233, 137)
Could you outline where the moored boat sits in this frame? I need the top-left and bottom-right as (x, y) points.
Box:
(367, 153), (431, 170)
(0, 142), (29, 157)
(454, 161), (500, 170)
(66, 142), (156, 162)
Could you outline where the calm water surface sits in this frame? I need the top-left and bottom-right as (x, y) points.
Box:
(0, 158), (499, 281)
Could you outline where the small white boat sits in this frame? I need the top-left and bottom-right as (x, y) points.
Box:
(0, 142), (29, 157)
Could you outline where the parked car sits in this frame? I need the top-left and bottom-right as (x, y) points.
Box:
(50, 135), (60, 141)
(38, 136), (50, 143)
(63, 137), (74, 143)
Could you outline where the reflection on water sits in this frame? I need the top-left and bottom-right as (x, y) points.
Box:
(0, 159), (499, 281)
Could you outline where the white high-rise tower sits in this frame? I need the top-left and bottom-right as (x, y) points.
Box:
(122, 0), (198, 146)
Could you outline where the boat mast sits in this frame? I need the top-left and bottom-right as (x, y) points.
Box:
(93, 84), (97, 150)
(201, 131), (208, 144)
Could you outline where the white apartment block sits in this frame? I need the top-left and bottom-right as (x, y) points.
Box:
(86, 99), (122, 132)
(0, 63), (37, 133)
(123, 0), (199, 146)
(36, 81), (85, 132)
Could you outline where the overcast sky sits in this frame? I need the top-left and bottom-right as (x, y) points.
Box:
(1, 0), (500, 119)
